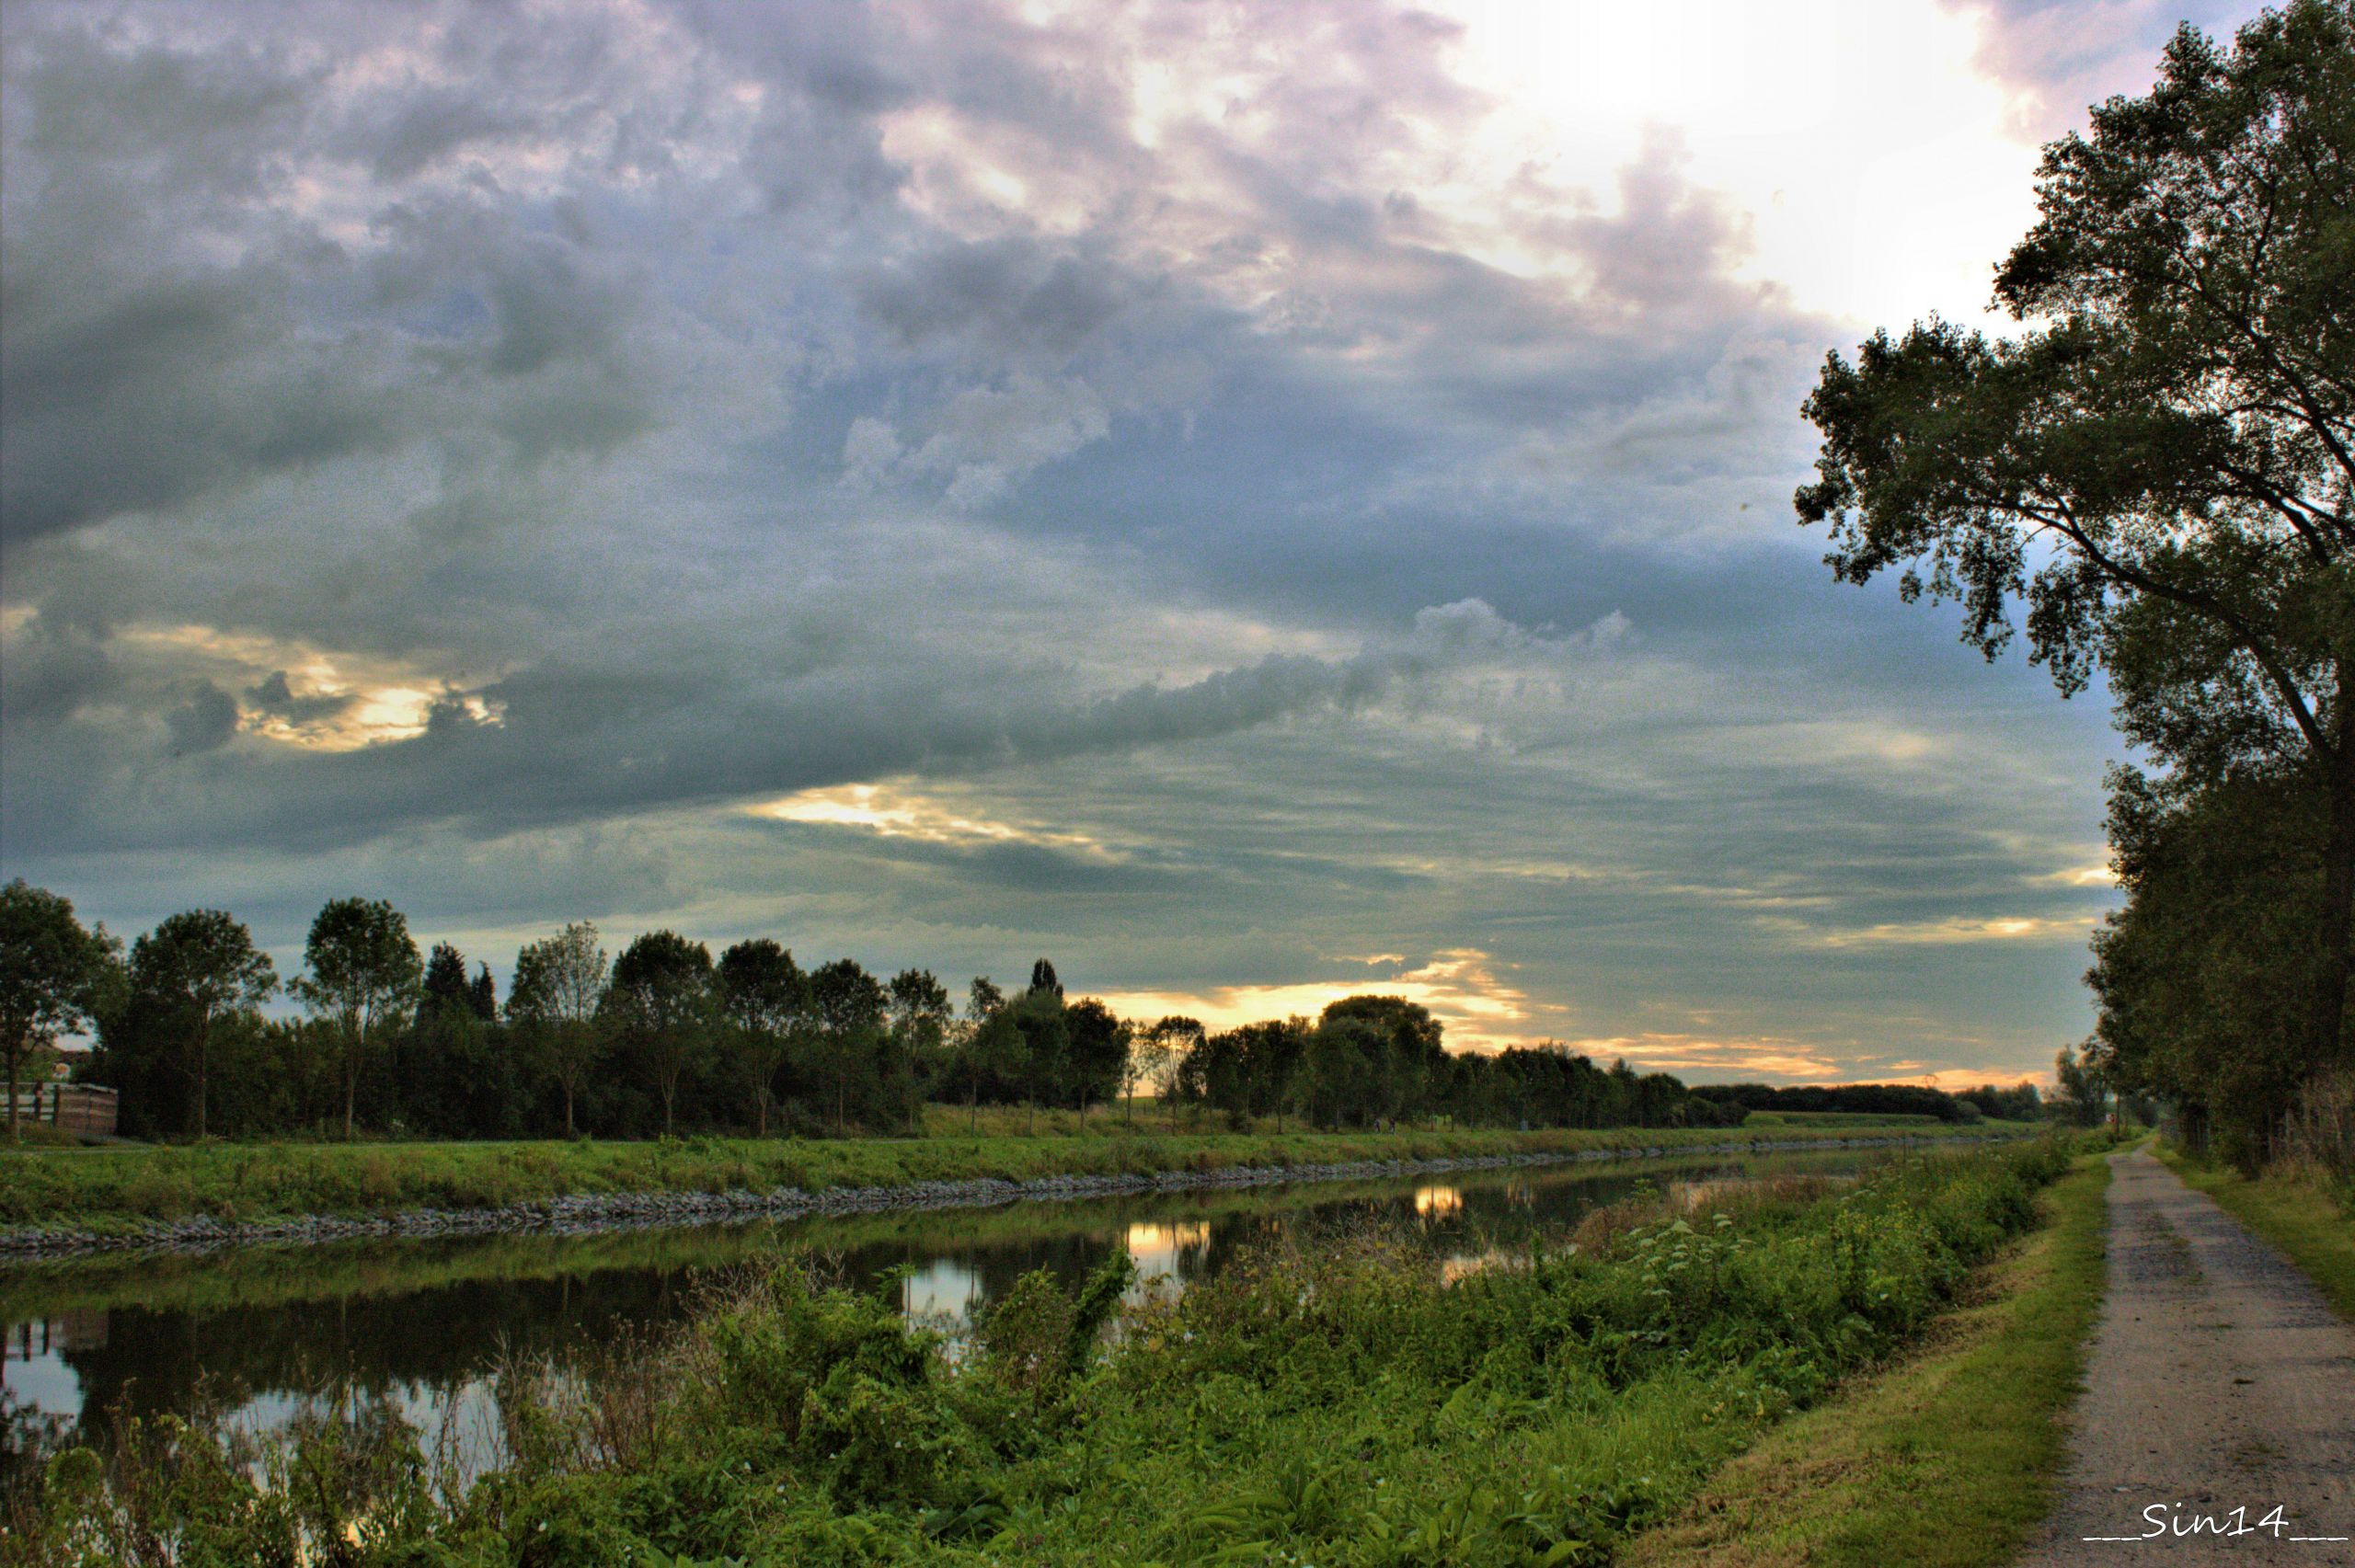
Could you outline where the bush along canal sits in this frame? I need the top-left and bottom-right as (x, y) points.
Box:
(6, 1138), (2078, 1564)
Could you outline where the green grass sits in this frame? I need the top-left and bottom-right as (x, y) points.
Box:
(0, 1120), (2022, 1232)
(1740, 1110), (1951, 1129)
(23, 1139), (2083, 1565)
(0, 1149), (1902, 1318)
(1621, 1146), (2111, 1568)
(0, 1123), (86, 1150)
(2154, 1142), (2355, 1322)
(0, 1146), (1896, 1321)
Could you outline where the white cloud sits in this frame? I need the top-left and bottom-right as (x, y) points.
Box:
(1094, 947), (1545, 1052)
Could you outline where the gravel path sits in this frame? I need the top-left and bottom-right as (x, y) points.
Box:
(2018, 1147), (2355, 1564)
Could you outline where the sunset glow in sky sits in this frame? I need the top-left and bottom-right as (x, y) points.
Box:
(0, 0), (2266, 1085)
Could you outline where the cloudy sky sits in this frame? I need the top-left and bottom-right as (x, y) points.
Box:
(0, 0), (2262, 1086)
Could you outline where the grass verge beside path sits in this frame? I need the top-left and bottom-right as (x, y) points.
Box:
(2154, 1142), (2355, 1322)
(1621, 1145), (2112, 1568)
(0, 1121), (2027, 1233)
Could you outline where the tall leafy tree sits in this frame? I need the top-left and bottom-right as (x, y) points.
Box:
(1178, 1026), (1252, 1125)
(967, 977), (1005, 1020)
(1063, 998), (1130, 1119)
(718, 938), (808, 1136)
(129, 910), (276, 1139)
(887, 968), (953, 1132)
(2052, 1043), (2112, 1129)
(1233, 1018), (1311, 1129)
(406, 941), (516, 1139)
(1139, 1016), (1202, 1128)
(2088, 765), (2327, 1156)
(1798, 2), (2355, 1073)
(604, 932), (715, 1137)
(0, 881), (119, 1138)
(1008, 983), (1069, 1133)
(1299, 1015), (1384, 1129)
(809, 958), (888, 1133)
(887, 969), (953, 1055)
(948, 978), (1021, 1133)
(1321, 997), (1446, 1123)
(509, 922), (608, 1137)
(292, 898), (422, 1139)
(468, 963), (498, 1023)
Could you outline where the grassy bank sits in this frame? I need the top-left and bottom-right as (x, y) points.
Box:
(2154, 1142), (2355, 1322)
(0, 1150), (1893, 1322)
(19, 1139), (2077, 1565)
(0, 1121), (2025, 1233)
(1623, 1142), (2111, 1567)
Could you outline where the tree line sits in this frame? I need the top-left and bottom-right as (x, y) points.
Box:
(1799, 2), (2354, 1170)
(1698, 1082), (2043, 1125)
(1, 883), (1752, 1141)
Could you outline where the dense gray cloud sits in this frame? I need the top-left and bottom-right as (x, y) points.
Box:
(163, 682), (241, 755)
(1, 0), (2252, 1082)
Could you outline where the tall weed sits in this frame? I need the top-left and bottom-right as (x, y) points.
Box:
(11, 1139), (2082, 1566)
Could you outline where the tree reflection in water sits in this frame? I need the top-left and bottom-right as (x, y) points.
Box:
(2, 1149), (1883, 1491)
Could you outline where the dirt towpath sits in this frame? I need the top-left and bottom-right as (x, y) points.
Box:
(2016, 1147), (2355, 1564)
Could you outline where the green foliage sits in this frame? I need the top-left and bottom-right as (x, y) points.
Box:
(1622, 1150), (2112, 1568)
(0, 1121), (2023, 1232)
(1698, 1082), (1995, 1124)
(0, 880), (119, 1139)
(716, 940), (809, 1139)
(1798, 0), (2355, 1152)
(292, 898), (422, 1141)
(509, 922), (608, 1140)
(2092, 764), (2338, 1160)
(17, 1141), (2076, 1565)
(68, 887), (1767, 1149)
(604, 933), (717, 1139)
(109, 909), (278, 1141)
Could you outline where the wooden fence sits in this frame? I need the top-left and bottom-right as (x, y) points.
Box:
(6, 1083), (119, 1138)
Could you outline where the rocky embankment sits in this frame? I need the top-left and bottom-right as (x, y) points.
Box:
(0, 1133), (2006, 1261)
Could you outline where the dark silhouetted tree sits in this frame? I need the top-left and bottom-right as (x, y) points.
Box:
(292, 898), (421, 1139)
(948, 978), (1022, 1133)
(0, 881), (120, 1139)
(1008, 983), (1069, 1132)
(888, 968), (953, 1132)
(509, 922), (607, 1138)
(132, 910), (277, 1139)
(718, 938), (808, 1136)
(419, 943), (471, 1020)
(1063, 998), (1129, 1118)
(1798, 3), (2355, 1084)
(1140, 1016), (1201, 1128)
(809, 958), (888, 1133)
(605, 931), (715, 1137)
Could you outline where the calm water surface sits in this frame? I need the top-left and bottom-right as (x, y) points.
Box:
(0, 1148), (1882, 1479)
